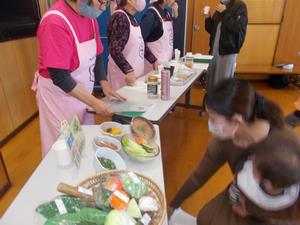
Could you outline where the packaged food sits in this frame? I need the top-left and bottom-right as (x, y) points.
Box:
(121, 173), (148, 199)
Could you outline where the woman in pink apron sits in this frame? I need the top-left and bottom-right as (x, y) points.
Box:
(107, 0), (157, 90)
(32, 0), (124, 157)
(140, 0), (178, 74)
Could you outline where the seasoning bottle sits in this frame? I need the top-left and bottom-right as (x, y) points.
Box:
(161, 70), (170, 100)
(185, 52), (194, 69)
(147, 75), (159, 98)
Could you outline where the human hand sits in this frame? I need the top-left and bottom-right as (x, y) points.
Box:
(91, 99), (112, 116)
(98, 0), (109, 10)
(125, 71), (136, 86)
(170, 1), (179, 18)
(216, 3), (226, 13)
(100, 80), (126, 101)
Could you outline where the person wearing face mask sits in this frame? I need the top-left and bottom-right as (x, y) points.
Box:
(107, 0), (158, 90)
(229, 130), (300, 224)
(168, 78), (289, 224)
(140, 0), (178, 74)
(204, 0), (248, 93)
(32, 0), (125, 157)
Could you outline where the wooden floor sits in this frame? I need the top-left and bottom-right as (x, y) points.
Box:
(0, 81), (299, 217)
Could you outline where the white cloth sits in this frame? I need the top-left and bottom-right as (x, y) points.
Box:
(169, 208), (196, 225)
(237, 160), (300, 211)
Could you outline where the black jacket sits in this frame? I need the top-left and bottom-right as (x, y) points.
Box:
(205, 0), (248, 55)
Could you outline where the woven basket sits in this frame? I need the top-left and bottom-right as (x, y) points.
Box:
(78, 170), (166, 225)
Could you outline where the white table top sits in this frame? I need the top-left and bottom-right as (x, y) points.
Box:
(1, 125), (167, 225)
(115, 64), (208, 123)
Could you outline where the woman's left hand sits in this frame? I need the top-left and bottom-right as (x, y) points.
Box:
(170, 1), (179, 18)
(216, 3), (226, 13)
(100, 80), (126, 101)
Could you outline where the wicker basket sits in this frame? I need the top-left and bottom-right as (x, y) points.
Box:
(78, 170), (166, 225)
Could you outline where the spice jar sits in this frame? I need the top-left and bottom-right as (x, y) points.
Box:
(147, 75), (159, 99)
(185, 52), (194, 69)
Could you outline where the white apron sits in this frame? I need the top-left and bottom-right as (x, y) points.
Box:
(144, 6), (174, 74)
(107, 9), (145, 90)
(32, 10), (97, 157)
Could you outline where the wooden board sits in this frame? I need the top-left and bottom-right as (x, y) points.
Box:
(274, 0), (300, 66)
(0, 38), (38, 130)
(237, 25), (280, 65)
(244, 0), (285, 24)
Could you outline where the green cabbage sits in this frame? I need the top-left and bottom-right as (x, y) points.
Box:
(104, 210), (135, 225)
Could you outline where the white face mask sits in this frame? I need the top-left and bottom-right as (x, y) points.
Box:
(208, 119), (224, 136)
(237, 160), (300, 211)
(129, 0), (146, 12)
(208, 119), (238, 139)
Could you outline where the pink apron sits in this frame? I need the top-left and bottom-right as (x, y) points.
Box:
(107, 9), (145, 90)
(32, 10), (97, 158)
(144, 6), (174, 74)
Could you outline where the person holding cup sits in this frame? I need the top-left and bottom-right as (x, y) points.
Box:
(203, 0), (248, 93)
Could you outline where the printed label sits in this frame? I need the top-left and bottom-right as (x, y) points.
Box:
(55, 198), (67, 214)
(78, 186), (93, 196)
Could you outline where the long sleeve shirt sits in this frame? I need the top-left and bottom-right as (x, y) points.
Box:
(107, 8), (157, 74)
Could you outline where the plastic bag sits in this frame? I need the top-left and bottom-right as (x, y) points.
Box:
(120, 173), (147, 199)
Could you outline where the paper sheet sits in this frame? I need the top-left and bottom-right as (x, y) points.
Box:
(169, 208), (197, 225)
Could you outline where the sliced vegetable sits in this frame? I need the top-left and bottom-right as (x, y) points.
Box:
(126, 199), (142, 219)
(105, 127), (121, 135)
(135, 136), (146, 145)
(139, 196), (159, 212)
(121, 136), (155, 157)
(98, 157), (116, 170)
(104, 210), (136, 225)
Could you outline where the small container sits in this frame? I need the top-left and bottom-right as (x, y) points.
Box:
(147, 75), (159, 99)
(52, 139), (72, 167)
(185, 52), (194, 69)
(161, 70), (170, 101)
(203, 6), (210, 15)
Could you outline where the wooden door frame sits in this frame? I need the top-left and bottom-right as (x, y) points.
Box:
(0, 152), (11, 197)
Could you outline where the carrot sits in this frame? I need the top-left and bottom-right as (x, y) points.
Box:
(110, 189), (129, 209)
(135, 136), (145, 145)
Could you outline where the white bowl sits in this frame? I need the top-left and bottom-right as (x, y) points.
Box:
(99, 122), (126, 139)
(92, 136), (122, 152)
(94, 148), (126, 172)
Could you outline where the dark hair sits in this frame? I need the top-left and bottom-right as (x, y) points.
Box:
(117, 0), (127, 7)
(252, 129), (300, 188)
(205, 78), (284, 128)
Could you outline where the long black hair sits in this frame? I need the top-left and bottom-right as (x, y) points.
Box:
(205, 79), (284, 128)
